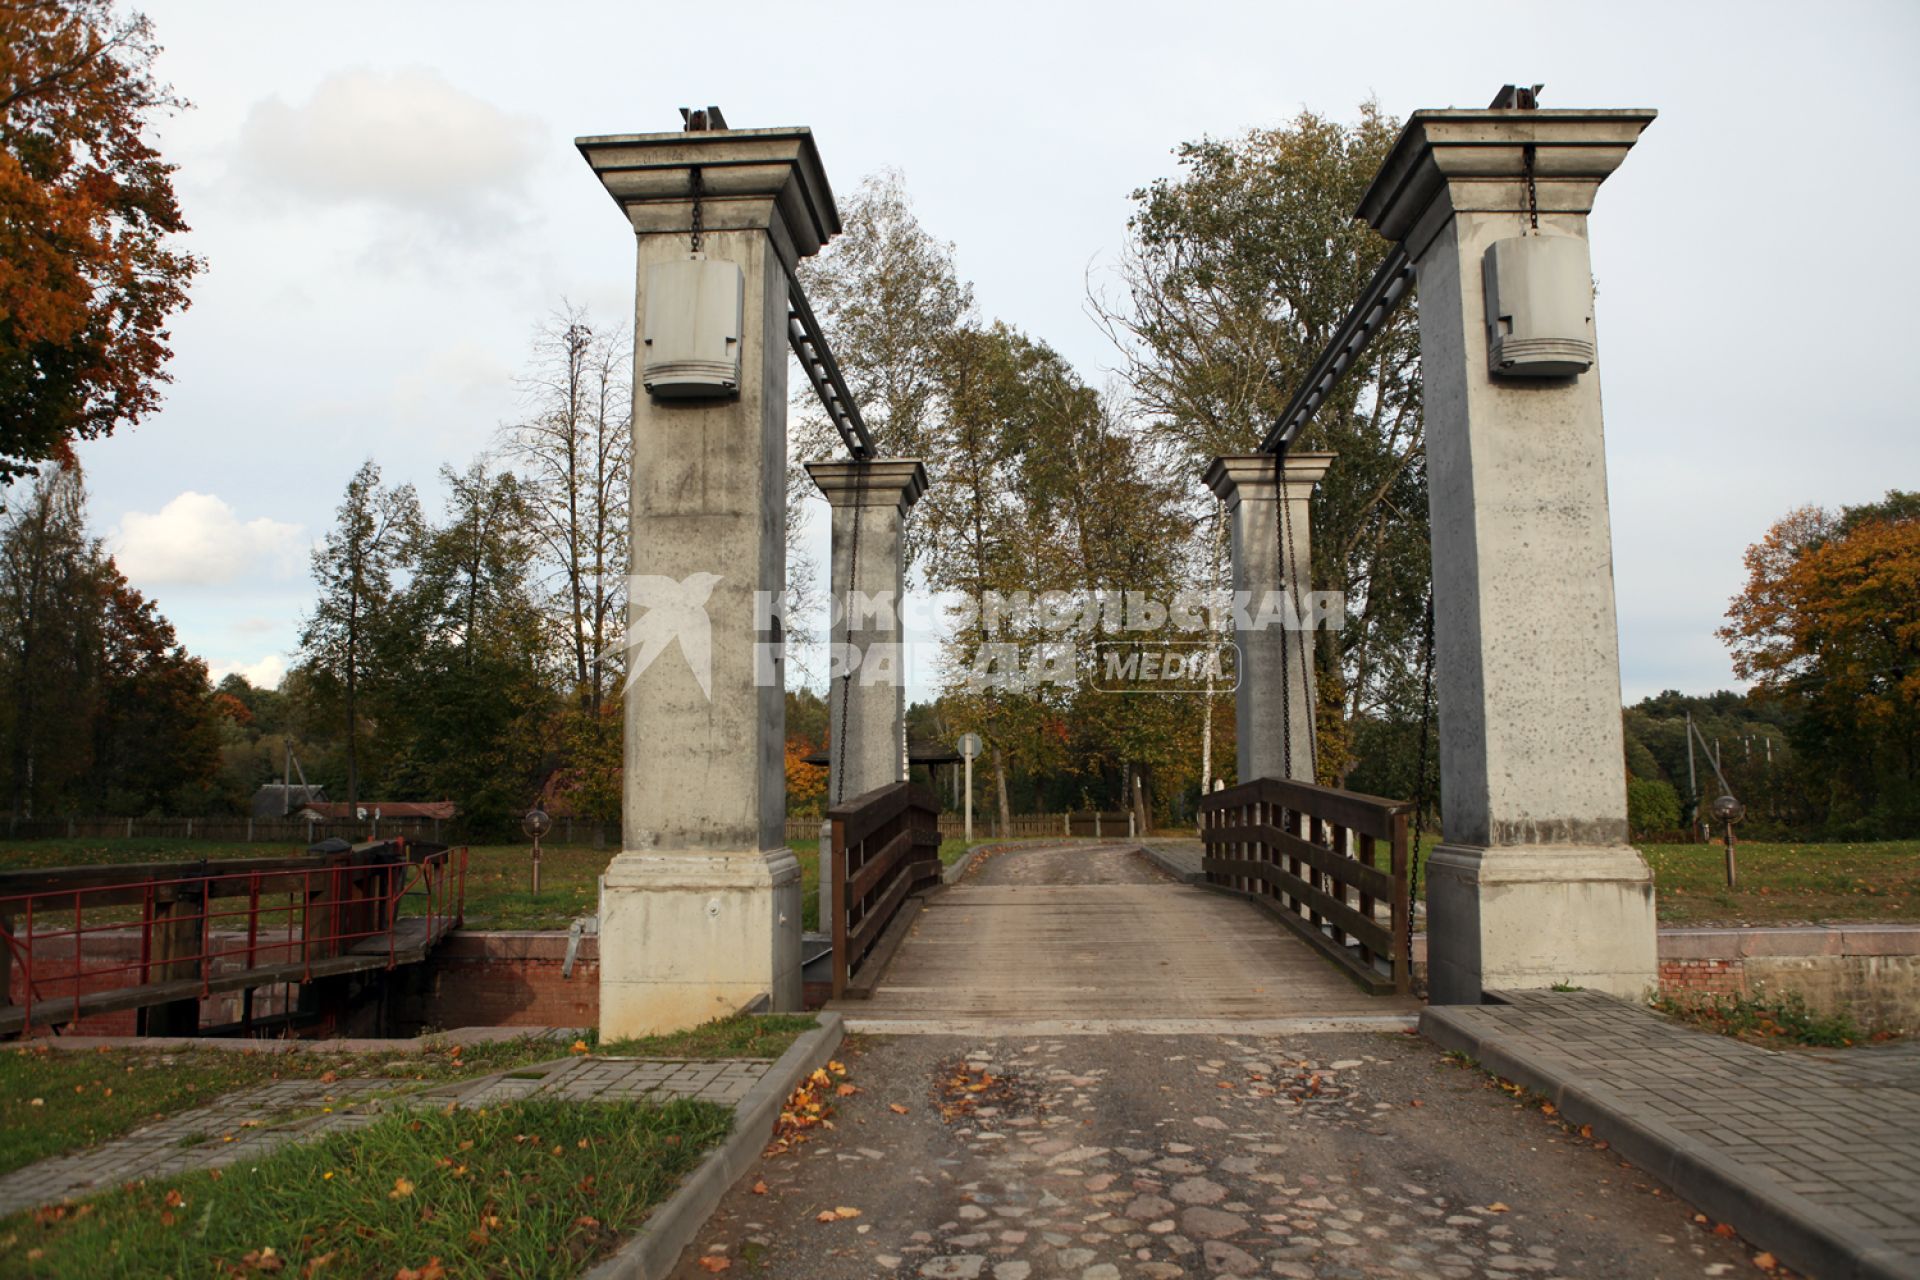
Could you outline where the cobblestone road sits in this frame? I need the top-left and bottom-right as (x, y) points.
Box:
(673, 1029), (1765, 1279)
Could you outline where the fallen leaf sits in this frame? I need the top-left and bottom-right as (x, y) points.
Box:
(318, 1071), (338, 1085)
(300, 1251), (336, 1278)
(571, 1040), (590, 1055)
(816, 1210), (839, 1223)
(696, 1259), (732, 1273)
(394, 1261), (446, 1280)
(1540, 1103), (1557, 1117)
(389, 1178), (415, 1200)
(1409, 1098), (1424, 1108)
(832, 1206), (862, 1219)
(1581, 1125), (1595, 1139)
(1713, 1223), (1737, 1238)
(1752, 1253), (1777, 1271)
(751, 1180), (768, 1195)
(835, 1083), (859, 1097)
(164, 1190), (186, 1208)
(889, 1103), (910, 1115)
(574, 1216), (600, 1228)
(1487, 1202), (1510, 1213)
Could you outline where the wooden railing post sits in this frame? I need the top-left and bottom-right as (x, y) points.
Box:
(830, 816), (849, 1000)
(1391, 811), (1411, 994)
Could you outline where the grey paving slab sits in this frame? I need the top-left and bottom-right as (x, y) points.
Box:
(1423, 988), (1920, 1280)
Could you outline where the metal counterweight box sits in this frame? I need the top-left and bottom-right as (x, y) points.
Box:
(1482, 235), (1596, 378)
(642, 255), (744, 398)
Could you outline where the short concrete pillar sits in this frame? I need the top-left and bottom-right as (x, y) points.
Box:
(1357, 106), (1659, 1003)
(579, 124), (841, 1036)
(806, 458), (928, 932)
(1205, 453), (1334, 784)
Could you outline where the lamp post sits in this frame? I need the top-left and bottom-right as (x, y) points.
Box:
(1711, 793), (1745, 890)
(522, 805), (552, 895)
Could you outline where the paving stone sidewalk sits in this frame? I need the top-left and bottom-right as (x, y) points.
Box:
(1423, 989), (1920, 1280)
(0, 1054), (773, 1220)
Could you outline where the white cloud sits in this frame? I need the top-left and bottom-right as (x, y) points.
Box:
(209, 654), (288, 690)
(112, 492), (305, 587)
(232, 68), (545, 233)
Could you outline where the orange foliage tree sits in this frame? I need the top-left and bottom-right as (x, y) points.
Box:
(1, 0), (202, 481)
(1720, 492), (1920, 833)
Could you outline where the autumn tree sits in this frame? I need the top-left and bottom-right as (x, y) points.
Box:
(383, 461), (552, 831)
(0, 463), (99, 814)
(1094, 105), (1429, 787)
(1721, 491), (1920, 835)
(0, 0), (202, 482)
(498, 303), (631, 716)
(298, 460), (421, 811)
(0, 462), (220, 816)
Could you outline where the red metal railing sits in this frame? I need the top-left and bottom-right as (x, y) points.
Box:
(0, 843), (467, 1037)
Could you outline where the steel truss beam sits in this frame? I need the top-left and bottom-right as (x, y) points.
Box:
(787, 277), (874, 460)
(1260, 246), (1414, 454)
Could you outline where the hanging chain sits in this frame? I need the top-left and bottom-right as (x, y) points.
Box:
(1406, 591), (1436, 964)
(1282, 465), (1318, 784)
(834, 470), (866, 804)
(1274, 449), (1293, 785)
(1523, 143), (1538, 232)
(689, 165), (704, 253)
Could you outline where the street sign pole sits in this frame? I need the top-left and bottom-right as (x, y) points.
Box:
(957, 733), (982, 845)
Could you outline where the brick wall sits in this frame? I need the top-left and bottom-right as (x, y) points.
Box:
(1659, 956), (1747, 998)
(389, 932), (599, 1035)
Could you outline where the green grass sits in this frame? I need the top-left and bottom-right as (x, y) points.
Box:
(1649, 989), (1893, 1048)
(596, 1011), (818, 1060)
(0, 1096), (730, 1279)
(0, 1037), (569, 1178)
(1637, 840), (1920, 926)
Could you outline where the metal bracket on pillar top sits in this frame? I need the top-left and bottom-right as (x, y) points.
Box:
(1260, 245), (1414, 455)
(787, 277), (875, 460)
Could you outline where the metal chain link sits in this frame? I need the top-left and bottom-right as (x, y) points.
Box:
(1274, 449), (1292, 785)
(689, 165), (704, 253)
(1523, 143), (1538, 232)
(1406, 591), (1436, 964)
(1281, 462), (1319, 784)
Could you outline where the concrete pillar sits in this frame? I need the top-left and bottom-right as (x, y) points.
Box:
(1205, 453), (1334, 785)
(579, 124), (841, 1035)
(1356, 106), (1659, 1003)
(806, 458), (927, 933)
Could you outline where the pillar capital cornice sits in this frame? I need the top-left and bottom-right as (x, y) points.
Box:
(805, 458), (930, 513)
(1357, 109), (1656, 257)
(1204, 453), (1334, 507)
(577, 126), (840, 266)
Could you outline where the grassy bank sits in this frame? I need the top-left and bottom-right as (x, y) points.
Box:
(0, 1037), (570, 1178)
(0, 1096), (729, 1279)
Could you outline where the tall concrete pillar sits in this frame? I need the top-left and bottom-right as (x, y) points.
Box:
(806, 459), (927, 933)
(579, 125), (841, 1035)
(1205, 453), (1334, 785)
(1356, 106), (1659, 1003)
(807, 460), (928, 803)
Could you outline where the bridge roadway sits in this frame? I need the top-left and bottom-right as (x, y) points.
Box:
(836, 840), (1418, 1033)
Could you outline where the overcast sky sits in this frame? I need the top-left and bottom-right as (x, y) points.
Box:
(67, 0), (1919, 703)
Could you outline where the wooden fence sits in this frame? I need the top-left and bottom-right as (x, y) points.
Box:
(825, 782), (942, 999)
(1198, 776), (1412, 995)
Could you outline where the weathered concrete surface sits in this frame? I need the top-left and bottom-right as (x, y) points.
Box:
(840, 843), (1416, 1031)
(667, 1029), (1761, 1279)
(1206, 453), (1333, 786)
(1358, 109), (1660, 1005)
(580, 126), (841, 1034)
(808, 458), (928, 934)
(1423, 988), (1920, 1280)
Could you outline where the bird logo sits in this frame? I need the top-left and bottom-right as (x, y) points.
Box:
(612, 572), (723, 700)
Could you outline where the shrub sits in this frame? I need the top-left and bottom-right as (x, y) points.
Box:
(1626, 777), (1681, 836)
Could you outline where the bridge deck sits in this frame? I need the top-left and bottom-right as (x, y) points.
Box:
(838, 842), (1418, 1030)
(0, 915), (453, 1038)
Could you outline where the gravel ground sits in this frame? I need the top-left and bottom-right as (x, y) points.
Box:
(669, 1028), (1768, 1279)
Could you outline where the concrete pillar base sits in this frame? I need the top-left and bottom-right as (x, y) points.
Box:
(1426, 844), (1658, 1005)
(597, 848), (803, 1038)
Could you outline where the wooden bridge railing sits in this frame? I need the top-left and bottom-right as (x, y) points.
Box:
(1198, 777), (1412, 994)
(827, 782), (942, 999)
